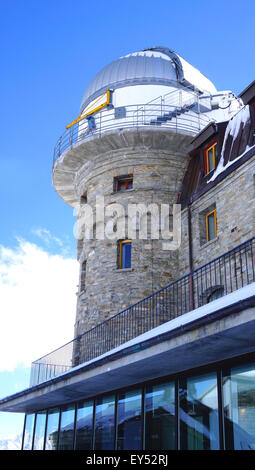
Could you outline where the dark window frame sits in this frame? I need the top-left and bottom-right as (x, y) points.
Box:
(113, 175), (133, 193)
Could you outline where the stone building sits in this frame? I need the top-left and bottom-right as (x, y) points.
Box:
(0, 49), (255, 451)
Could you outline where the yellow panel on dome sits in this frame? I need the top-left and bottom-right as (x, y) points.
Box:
(66, 90), (111, 129)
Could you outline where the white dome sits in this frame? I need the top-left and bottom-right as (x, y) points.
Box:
(80, 47), (217, 112)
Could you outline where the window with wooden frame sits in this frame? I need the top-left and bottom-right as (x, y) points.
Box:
(118, 240), (132, 269)
(114, 175), (133, 192)
(206, 209), (217, 242)
(204, 141), (217, 175)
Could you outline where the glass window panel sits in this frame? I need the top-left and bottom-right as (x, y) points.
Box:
(45, 408), (60, 450)
(94, 395), (115, 450)
(23, 413), (35, 450)
(207, 212), (216, 241)
(122, 242), (131, 268)
(58, 404), (75, 450)
(223, 363), (255, 450)
(180, 372), (220, 450)
(75, 400), (94, 450)
(208, 147), (215, 171)
(33, 412), (46, 450)
(145, 382), (175, 450)
(117, 388), (142, 450)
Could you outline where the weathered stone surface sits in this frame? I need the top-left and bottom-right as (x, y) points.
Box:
(56, 130), (192, 336)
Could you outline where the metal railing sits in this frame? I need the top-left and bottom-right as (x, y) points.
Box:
(53, 102), (212, 167)
(30, 237), (255, 386)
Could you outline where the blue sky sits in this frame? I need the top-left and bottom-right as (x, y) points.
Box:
(0, 0), (254, 444)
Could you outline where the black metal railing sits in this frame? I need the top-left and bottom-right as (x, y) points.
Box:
(30, 237), (255, 386)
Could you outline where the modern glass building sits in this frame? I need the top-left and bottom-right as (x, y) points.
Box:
(1, 49), (255, 452)
(22, 357), (255, 451)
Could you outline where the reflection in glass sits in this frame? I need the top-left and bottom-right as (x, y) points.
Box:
(58, 405), (75, 450)
(223, 363), (255, 450)
(33, 412), (46, 450)
(117, 389), (142, 450)
(23, 414), (35, 450)
(75, 400), (94, 450)
(145, 382), (175, 449)
(180, 372), (219, 450)
(94, 395), (115, 450)
(45, 408), (60, 450)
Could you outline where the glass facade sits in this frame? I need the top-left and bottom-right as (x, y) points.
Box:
(33, 411), (46, 450)
(58, 404), (75, 450)
(180, 372), (219, 450)
(145, 382), (175, 450)
(45, 408), (60, 450)
(75, 400), (94, 450)
(223, 363), (255, 450)
(94, 395), (115, 450)
(23, 413), (35, 450)
(117, 389), (142, 450)
(22, 358), (255, 451)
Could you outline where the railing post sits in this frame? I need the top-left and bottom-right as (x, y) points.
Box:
(58, 136), (62, 158)
(189, 273), (195, 311)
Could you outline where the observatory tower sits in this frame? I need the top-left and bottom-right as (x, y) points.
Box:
(52, 47), (232, 337)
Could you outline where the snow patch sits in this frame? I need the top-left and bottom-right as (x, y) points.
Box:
(208, 105), (252, 182)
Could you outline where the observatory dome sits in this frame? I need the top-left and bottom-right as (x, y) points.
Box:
(80, 47), (217, 112)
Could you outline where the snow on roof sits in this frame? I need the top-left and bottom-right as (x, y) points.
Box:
(208, 105), (253, 182)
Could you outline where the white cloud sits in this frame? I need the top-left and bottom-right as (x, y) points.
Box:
(31, 227), (64, 247)
(0, 237), (79, 371)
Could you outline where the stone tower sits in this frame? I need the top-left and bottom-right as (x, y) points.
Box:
(52, 47), (218, 336)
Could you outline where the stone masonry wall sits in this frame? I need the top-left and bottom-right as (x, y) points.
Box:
(179, 154), (255, 279)
(73, 130), (192, 336)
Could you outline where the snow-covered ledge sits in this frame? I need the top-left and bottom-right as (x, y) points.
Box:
(47, 282), (255, 382)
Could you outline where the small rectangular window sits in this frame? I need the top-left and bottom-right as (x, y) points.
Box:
(118, 240), (132, 269)
(114, 175), (133, 192)
(80, 192), (87, 204)
(80, 261), (86, 292)
(204, 142), (217, 174)
(206, 209), (217, 241)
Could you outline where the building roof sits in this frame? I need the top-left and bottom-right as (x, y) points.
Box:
(80, 47), (217, 112)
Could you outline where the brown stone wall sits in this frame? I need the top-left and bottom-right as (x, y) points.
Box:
(179, 154), (255, 277)
(73, 131), (192, 335)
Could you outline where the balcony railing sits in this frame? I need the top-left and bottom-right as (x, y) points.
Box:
(53, 102), (212, 168)
(30, 237), (255, 387)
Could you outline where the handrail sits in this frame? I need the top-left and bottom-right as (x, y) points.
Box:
(53, 102), (213, 168)
(30, 236), (255, 386)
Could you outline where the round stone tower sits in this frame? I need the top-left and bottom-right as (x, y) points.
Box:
(52, 47), (217, 336)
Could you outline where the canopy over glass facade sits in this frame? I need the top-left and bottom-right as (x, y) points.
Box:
(22, 356), (255, 451)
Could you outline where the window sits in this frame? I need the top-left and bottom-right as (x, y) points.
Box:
(118, 240), (132, 269)
(75, 400), (94, 450)
(223, 363), (255, 450)
(145, 382), (175, 450)
(114, 175), (133, 192)
(58, 404), (75, 450)
(80, 260), (86, 292)
(33, 412), (47, 450)
(80, 192), (87, 204)
(117, 388), (142, 450)
(45, 408), (60, 450)
(179, 372), (220, 450)
(206, 209), (217, 242)
(207, 286), (224, 303)
(94, 395), (115, 450)
(204, 141), (217, 174)
(23, 414), (35, 450)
